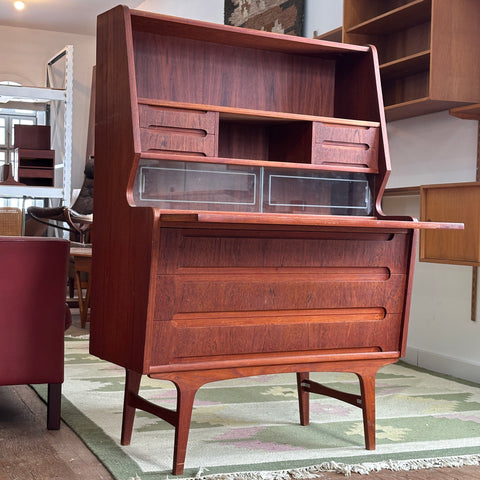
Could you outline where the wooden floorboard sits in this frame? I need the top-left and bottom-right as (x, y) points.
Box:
(1, 313), (480, 479)
(0, 384), (114, 480)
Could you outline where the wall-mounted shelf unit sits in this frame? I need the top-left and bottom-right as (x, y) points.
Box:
(314, 26), (342, 42)
(450, 103), (480, 121)
(343, 0), (480, 121)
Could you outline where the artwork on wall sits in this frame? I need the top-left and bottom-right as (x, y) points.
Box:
(224, 0), (304, 36)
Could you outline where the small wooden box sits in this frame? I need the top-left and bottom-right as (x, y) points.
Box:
(420, 182), (480, 266)
(16, 148), (55, 187)
(14, 125), (51, 150)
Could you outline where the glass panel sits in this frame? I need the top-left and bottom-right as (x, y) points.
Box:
(264, 168), (373, 216)
(133, 159), (374, 216)
(134, 159), (259, 212)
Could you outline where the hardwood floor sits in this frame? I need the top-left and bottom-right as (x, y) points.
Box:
(1, 313), (480, 479)
(0, 384), (114, 480)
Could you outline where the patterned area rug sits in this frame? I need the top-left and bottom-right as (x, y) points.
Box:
(33, 338), (480, 480)
(225, 0), (304, 36)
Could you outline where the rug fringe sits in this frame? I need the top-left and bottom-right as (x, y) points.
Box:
(188, 454), (480, 479)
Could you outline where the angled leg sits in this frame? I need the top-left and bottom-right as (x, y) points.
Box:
(296, 372), (310, 426)
(356, 371), (377, 450)
(298, 363), (384, 451)
(172, 383), (198, 475)
(121, 369), (142, 445)
(47, 382), (62, 430)
(120, 369), (201, 475)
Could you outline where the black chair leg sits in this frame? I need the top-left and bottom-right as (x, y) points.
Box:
(47, 383), (62, 430)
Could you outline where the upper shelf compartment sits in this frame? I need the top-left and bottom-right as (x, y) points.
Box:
(380, 50), (430, 81)
(130, 9), (383, 124)
(346, 0), (431, 35)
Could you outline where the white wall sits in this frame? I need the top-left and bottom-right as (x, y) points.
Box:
(0, 25), (95, 191)
(303, 0), (343, 38)
(137, 0), (224, 22)
(386, 111), (478, 188)
(383, 113), (480, 382)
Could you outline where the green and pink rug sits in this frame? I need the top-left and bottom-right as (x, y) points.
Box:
(34, 338), (480, 479)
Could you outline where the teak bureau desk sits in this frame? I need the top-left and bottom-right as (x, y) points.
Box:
(90, 6), (461, 475)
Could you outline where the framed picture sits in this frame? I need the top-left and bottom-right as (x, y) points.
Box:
(225, 0), (304, 36)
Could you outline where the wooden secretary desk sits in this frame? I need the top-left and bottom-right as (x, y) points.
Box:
(90, 6), (460, 475)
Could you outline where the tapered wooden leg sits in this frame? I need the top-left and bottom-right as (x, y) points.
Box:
(47, 383), (62, 430)
(119, 369), (201, 475)
(296, 363), (383, 451)
(121, 369), (142, 445)
(172, 383), (198, 476)
(296, 372), (310, 426)
(357, 371), (377, 450)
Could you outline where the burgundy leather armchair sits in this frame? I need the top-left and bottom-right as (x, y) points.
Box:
(0, 237), (69, 429)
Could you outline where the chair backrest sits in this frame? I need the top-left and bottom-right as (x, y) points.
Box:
(0, 207), (22, 235)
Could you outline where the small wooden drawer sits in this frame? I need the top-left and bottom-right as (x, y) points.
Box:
(312, 122), (379, 171)
(17, 148), (55, 169)
(18, 167), (54, 186)
(139, 104), (218, 156)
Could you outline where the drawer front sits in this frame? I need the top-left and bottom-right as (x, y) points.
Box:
(139, 104), (218, 156)
(312, 122), (379, 171)
(155, 270), (406, 320)
(151, 311), (403, 364)
(157, 228), (411, 274)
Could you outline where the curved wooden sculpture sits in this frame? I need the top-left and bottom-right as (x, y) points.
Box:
(90, 6), (461, 475)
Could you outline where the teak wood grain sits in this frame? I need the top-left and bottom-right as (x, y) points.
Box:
(90, 6), (460, 475)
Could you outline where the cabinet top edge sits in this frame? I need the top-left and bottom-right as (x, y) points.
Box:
(101, 5), (370, 56)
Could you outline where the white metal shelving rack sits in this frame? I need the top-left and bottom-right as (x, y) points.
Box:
(0, 45), (73, 210)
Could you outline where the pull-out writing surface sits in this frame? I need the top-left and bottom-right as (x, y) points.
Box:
(90, 6), (461, 475)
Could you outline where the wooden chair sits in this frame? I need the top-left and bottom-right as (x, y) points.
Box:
(0, 207), (22, 236)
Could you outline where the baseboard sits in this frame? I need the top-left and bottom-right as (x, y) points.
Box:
(403, 346), (480, 384)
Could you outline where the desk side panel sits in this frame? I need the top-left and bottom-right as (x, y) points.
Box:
(90, 5), (153, 372)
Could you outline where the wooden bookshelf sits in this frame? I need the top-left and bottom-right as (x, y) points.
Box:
(343, 0), (480, 121)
